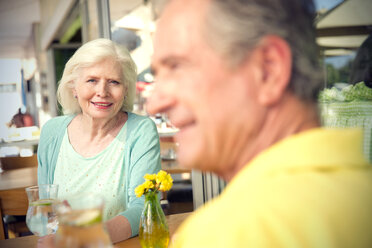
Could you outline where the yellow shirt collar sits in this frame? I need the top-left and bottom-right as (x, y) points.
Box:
(230, 128), (370, 188)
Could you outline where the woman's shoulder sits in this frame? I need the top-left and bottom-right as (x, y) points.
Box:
(126, 112), (158, 137)
(40, 115), (74, 137)
(43, 115), (74, 129)
(127, 112), (156, 129)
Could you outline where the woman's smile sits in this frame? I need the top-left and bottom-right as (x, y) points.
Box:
(91, 101), (113, 109)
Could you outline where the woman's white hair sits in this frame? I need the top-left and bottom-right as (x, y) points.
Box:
(57, 38), (137, 114)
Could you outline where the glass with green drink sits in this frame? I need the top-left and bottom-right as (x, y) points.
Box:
(25, 184), (59, 236)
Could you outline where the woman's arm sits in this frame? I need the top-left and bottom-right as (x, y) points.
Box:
(113, 116), (161, 242)
(37, 116), (72, 184)
(105, 215), (132, 243)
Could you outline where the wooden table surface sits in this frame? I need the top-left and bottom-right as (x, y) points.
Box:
(0, 166), (38, 191)
(161, 160), (190, 174)
(0, 212), (191, 248)
(0, 167), (38, 238)
(0, 161), (187, 189)
(0, 139), (39, 148)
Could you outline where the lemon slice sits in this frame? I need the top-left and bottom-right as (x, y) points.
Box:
(73, 209), (102, 227)
(29, 199), (54, 206)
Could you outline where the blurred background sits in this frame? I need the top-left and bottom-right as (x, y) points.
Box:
(0, 0), (371, 219)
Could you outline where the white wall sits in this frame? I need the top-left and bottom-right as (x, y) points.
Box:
(0, 59), (23, 139)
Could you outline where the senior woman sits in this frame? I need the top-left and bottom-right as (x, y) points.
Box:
(37, 38), (161, 243)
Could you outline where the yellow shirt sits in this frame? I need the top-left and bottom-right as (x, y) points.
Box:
(171, 128), (372, 248)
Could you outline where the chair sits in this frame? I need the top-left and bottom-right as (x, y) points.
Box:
(0, 188), (29, 239)
(0, 154), (38, 171)
(166, 182), (193, 215)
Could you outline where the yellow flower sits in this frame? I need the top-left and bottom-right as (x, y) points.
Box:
(159, 178), (173, 191)
(143, 180), (155, 190)
(157, 170), (173, 192)
(144, 174), (156, 181)
(135, 184), (145, 197)
(156, 170), (168, 184)
(135, 170), (173, 197)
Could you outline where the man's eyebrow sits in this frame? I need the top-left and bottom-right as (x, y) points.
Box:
(161, 56), (184, 65)
(151, 55), (188, 75)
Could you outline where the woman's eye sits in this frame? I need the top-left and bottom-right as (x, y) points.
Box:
(110, 80), (120, 85)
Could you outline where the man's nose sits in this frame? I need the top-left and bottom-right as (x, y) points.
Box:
(146, 83), (176, 115)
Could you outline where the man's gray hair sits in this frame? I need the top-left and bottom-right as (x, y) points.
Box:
(203, 0), (322, 102)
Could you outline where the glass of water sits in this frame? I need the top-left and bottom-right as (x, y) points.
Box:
(55, 193), (112, 248)
(25, 184), (59, 236)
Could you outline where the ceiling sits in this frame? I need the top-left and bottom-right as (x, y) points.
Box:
(317, 0), (372, 29)
(0, 0), (40, 59)
(316, 0), (372, 55)
(0, 0), (145, 59)
(0, 0), (371, 59)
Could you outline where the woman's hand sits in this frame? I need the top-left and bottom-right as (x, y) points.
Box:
(37, 234), (56, 248)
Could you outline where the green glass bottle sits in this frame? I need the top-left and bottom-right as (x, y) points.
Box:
(139, 191), (169, 248)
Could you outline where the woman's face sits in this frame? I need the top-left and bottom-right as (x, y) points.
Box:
(73, 58), (126, 121)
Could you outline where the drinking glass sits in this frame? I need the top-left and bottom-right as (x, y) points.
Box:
(25, 184), (59, 236)
(55, 193), (112, 248)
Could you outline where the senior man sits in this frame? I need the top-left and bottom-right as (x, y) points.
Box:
(147, 0), (372, 247)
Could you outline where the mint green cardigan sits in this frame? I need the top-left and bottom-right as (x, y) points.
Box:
(37, 112), (161, 237)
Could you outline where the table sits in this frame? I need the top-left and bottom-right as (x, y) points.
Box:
(0, 162), (188, 190)
(0, 167), (38, 239)
(0, 167), (38, 192)
(0, 212), (191, 248)
(0, 139), (39, 148)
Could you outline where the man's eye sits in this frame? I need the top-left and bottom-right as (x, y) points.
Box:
(169, 62), (179, 70)
(87, 79), (96, 83)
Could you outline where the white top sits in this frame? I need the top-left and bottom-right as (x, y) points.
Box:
(54, 126), (127, 221)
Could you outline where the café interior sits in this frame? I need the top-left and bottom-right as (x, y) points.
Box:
(0, 0), (371, 246)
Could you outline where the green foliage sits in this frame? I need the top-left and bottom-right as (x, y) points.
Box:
(54, 48), (77, 115)
(325, 60), (353, 87)
(319, 82), (372, 102)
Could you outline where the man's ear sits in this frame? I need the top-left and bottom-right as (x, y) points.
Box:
(252, 35), (292, 106)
